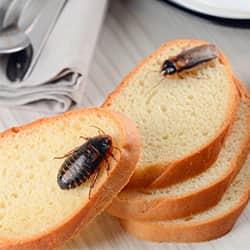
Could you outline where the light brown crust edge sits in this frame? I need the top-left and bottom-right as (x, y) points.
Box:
(107, 85), (250, 221)
(119, 191), (248, 242)
(102, 39), (239, 189)
(0, 108), (141, 250)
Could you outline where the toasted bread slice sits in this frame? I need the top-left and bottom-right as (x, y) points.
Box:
(108, 87), (250, 220)
(103, 39), (239, 188)
(0, 108), (140, 250)
(120, 154), (250, 242)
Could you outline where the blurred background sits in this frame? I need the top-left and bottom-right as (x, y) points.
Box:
(0, 1), (250, 250)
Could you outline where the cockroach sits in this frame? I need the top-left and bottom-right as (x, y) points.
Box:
(161, 44), (219, 76)
(56, 132), (118, 199)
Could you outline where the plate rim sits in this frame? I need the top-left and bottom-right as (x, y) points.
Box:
(168, 0), (250, 20)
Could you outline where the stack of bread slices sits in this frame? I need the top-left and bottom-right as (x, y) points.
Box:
(102, 39), (250, 242)
(0, 39), (249, 249)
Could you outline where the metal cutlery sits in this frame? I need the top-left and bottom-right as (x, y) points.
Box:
(0, 0), (30, 54)
(6, 44), (33, 82)
(2, 0), (28, 28)
(0, 28), (30, 54)
(2, 0), (67, 82)
(0, 0), (11, 29)
(22, 0), (67, 80)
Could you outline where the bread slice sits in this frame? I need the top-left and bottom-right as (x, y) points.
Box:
(103, 39), (239, 188)
(107, 88), (250, 220)
(0, 108), (140, 250)
(120, 154), (250, 242)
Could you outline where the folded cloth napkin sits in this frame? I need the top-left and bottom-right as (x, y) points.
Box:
(0, 0), (107, 113)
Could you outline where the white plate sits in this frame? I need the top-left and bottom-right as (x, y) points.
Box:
(168, 0), (250, 19)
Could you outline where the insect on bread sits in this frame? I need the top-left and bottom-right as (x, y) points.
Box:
(161, 44), (219, 76)
(55, 127), (120, 199)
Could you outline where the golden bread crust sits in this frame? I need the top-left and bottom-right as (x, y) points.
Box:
(119, 192), (248, 242)
(107, 84), (250, 221)
(102, 39), (239, 188)
(0, 108), (141, 250)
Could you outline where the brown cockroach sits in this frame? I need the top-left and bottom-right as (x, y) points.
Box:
(56, 129), (119, 199)
(161, 44), (219, 76)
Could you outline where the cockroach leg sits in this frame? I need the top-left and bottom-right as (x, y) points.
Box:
(80, 136), (90, 140)
(104, 157), (110, 176)
(112, 146), (121, 155)
(53, 147), (79, 160)
(89, 169), (100, 199)
(177, 72), (184, 79)
(108, 152), (118, 163)
(54, 148), (76, 159)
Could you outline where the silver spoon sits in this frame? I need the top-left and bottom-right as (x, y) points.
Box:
(0, 0), (30, 54)
(6, 0), (66, 82)
(0, 0), (11, 29)
(0, 28), (30, 54)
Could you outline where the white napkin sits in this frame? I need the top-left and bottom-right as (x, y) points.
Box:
(0, 0), (107, 113)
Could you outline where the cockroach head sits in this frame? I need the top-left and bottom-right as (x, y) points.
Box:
(161, 60), (176, 75)
(92, 135), (113, 154)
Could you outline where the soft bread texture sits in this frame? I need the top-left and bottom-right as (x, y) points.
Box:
(103, 39), (239, 188)
(108, 88), (250, 221)
(120, 155), (250, 242)
(0, 108), (140, 250)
